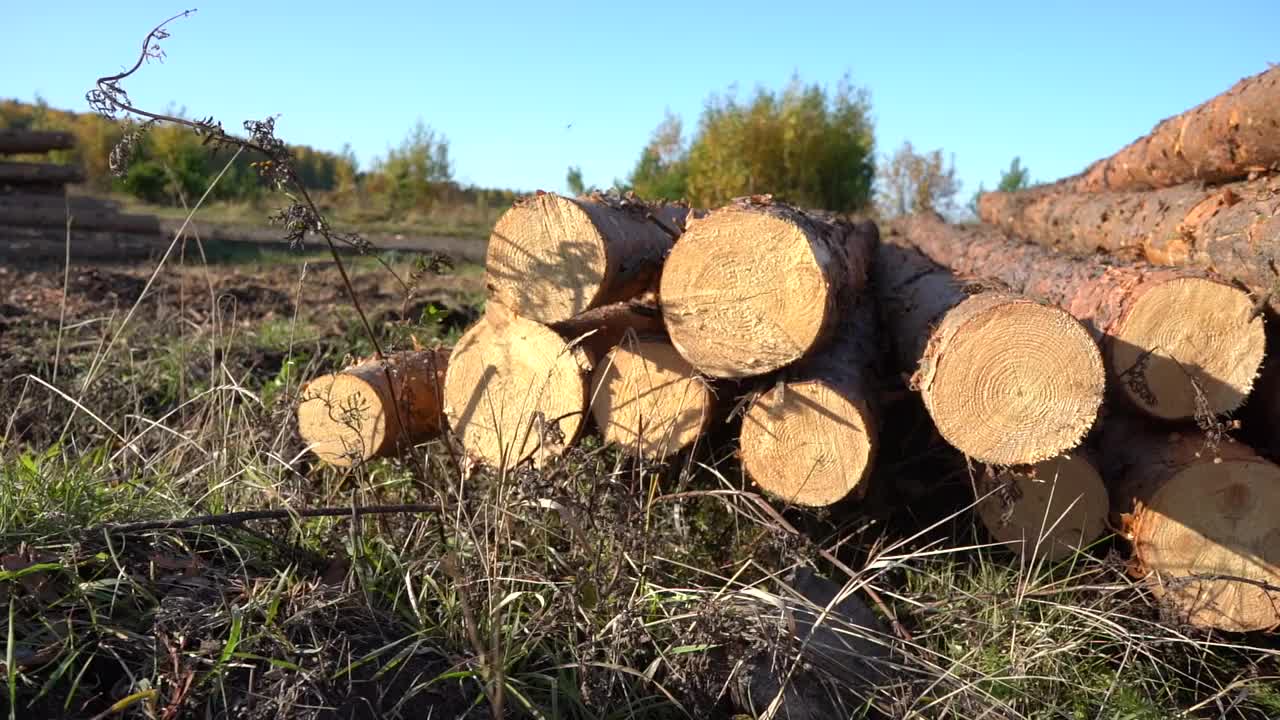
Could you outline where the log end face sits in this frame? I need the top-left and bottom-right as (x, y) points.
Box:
(485, 193), (608, 324)
(589, 340), (713, 460)
(443, 314), (588, 468)
(660, 209), (834, 378)
(1111, 277), (1265, 420)
(976, 454), (1109, 562)
(740, 379), (876, 507)
(925, 298), (1104, 466)
(297, 373), (390, 467)
(1131, 457), (1280, 632)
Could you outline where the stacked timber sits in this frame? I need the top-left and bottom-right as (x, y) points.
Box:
(0, 128), (163, 258)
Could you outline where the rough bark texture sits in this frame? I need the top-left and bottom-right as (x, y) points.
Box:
(550, 292), (666, 361)
(443, 304), (591, 468)
(0, 161), (85, 186)
(297, 349), (450, 466)
(1069, 66), (1280, 192)
(1102, 416), (1280, 632)
(738, 220), (880, 506)
(0, 205), (161, 234)
(892, 214), (1265, 420)
(875, 241), (1104, 465)
(661, 195), (870, 378)
(975, 453), (1109, 562)
(485, 191), (687, 324)
(978, 175), (1280, 310)
(0, 129), (75, 155)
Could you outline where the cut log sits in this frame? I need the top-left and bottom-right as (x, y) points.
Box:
(297, 349), (450, 467)
(0, 205), (160, 234)
(0, 129), (75, 155)
(975, 453), (1109, 562)
(0, 192), (121, 213)
(739, 221), (882, 504)
(1102, 417), (1280, 632)
(589, 337), (716, 460)
(0, 161), (84, 186)
(891, 214), (1266, 421)
(1069, 66), (1280, 193)
(443, 304), (592, 468)
(484, 191), (686, 324)
(550, 291), (666, 361)
(661, 196), (870, 378)
(978, 175), (1280, 310)
(875, 242), (1104, 465)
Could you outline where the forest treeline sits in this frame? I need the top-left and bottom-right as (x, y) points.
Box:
(4, 76), (1030, 223)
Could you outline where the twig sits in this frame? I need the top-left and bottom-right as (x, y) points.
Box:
(86, 503), (441, 536)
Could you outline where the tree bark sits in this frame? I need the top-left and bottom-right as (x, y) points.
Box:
(485, 191), (688, 325)
(0, 129), (75, 155)
(1068, 66), (1280, 192)
(0, 192), (120, 213)
(974, 453), (1109, 561)
(297, 348), (450, 467)
(0, 205), (160, 234)
(874, 241), (1104, 465)
(661, 195), (872, 378)
(0, 161), (84, 186)
(737, 220), (880, 505)
(891, 214), (1266, 421)
(1101, 414), (1280, 632)
(978, 174), (1280, 309)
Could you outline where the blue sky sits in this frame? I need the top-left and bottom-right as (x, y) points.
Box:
(4, 1), (1278, 201)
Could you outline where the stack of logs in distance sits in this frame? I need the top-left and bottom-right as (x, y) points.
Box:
(0, 128), (167, 258)
(298, 66), (1280, 633)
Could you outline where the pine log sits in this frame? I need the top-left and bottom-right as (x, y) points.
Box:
(0, 129), (75, 155)
(1102, 417), (1280, 632)
(0, 192), (120, 213)
(892, 214), (1266, 421)
(736, 220), (881, 505)
(590, 337), (717, 460)
(975, 453), (1109, 562)
(978, 175), (1280, 308)
(0, 161), (84, 186)
(297, 349), (450, 467)
(875, 242), (1104, 465)
(661, 196), (870, 378)
(443, 298), (663, 468)
(0, 205), (160, 234)
(484, 191), (687, 324)
(1069, 66), (1280, 193)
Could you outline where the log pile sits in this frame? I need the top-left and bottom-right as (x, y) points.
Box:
(0, 128), (164, 257)
(296, 66), (1280, 633)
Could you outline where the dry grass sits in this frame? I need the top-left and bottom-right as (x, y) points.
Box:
(1, 184), (1278, 719)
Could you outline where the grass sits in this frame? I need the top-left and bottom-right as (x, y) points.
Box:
(3, 224), (1279, 719)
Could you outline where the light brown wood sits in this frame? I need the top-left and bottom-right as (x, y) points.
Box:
(875, 242), (1105, 465)
(0, 129), (75, 155)
(443, 305), (591, 468)
(740, 296), (879, 507)
(297, 349), (449, 466)
(485, 192), (684, 324)
(590, 338), (715, 460)
(976, 453), (1109, 562)
(891, 214), (1266, 421)
(1104, 418), (1280, 632)
(660, 196), (869, 378)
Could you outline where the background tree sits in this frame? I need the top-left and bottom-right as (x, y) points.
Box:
(997, 156), (1031, 192)
(565, 165), (586, 195)
(877, 140), (961, 218)
(624, 111), (689, 201)
(683, 75), (875, 211)
(376, 119), (452, 211)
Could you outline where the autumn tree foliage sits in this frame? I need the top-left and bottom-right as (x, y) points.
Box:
(621, 75), (877, 212)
